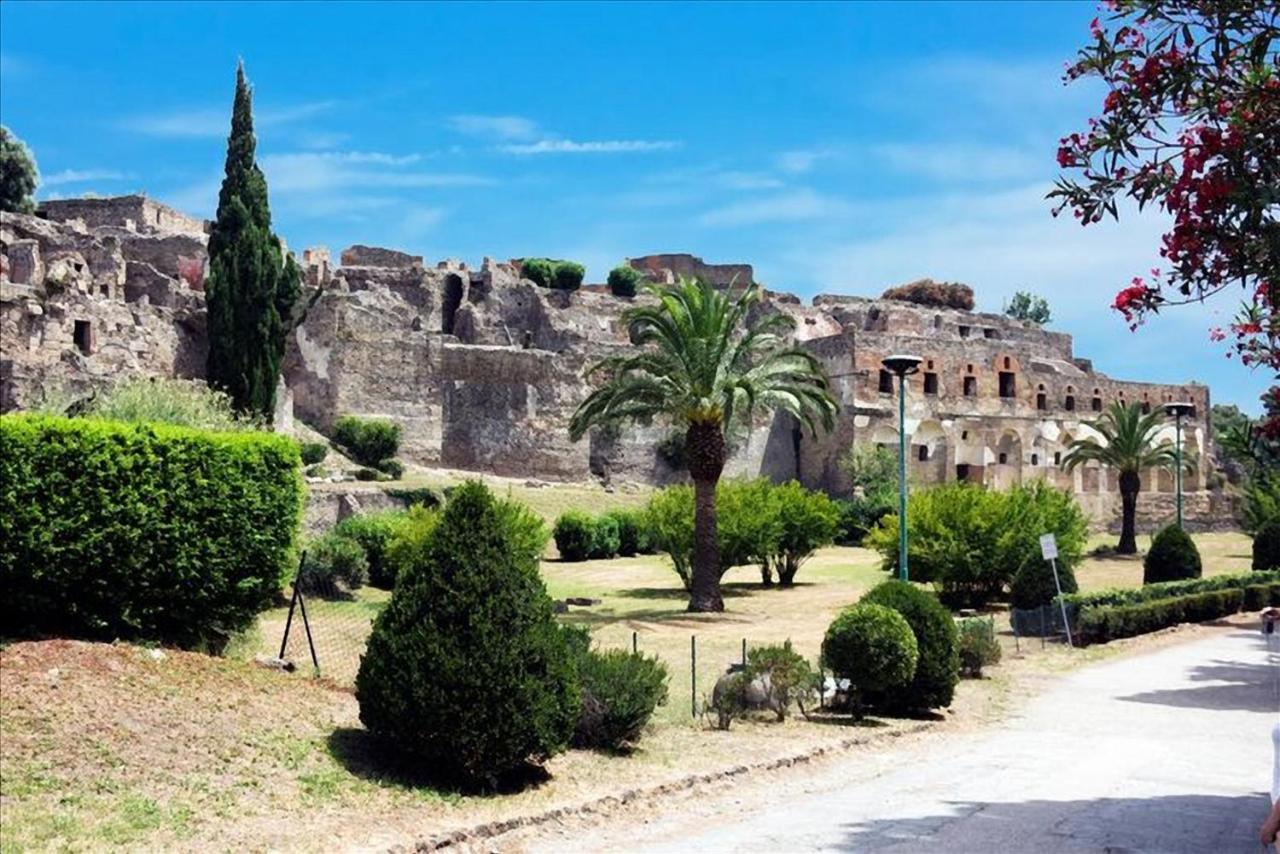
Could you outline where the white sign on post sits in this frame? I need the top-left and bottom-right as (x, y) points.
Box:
(1039, 533), (1058, 561)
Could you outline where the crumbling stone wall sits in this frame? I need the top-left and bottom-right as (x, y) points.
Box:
(38, 195), (208, 238)
(627, 253), (754, 288)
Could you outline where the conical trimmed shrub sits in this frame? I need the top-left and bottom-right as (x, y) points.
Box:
(355, 481), (578, 782)
(1143, 525), (1202, 584)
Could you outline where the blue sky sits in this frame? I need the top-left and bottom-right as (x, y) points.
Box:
(0, 1), (1267, 412)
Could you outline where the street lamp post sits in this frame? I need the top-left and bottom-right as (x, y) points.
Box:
(1163, 401), (1196, 529)
(882, 354), (923, 582)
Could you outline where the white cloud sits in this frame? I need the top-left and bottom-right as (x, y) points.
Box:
(498, 139), (680, 155)
(715, 171), (785, 191)
(41, 168), (132, 187)
(776, 149), (832, 175)
(447, 114), (539, 141)
(259, 152), (491, 193)
(123, 100), (336, 138)
(697, 189), (850, 227)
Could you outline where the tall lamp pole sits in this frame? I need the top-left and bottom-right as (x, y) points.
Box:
(882, 354), (922, 582)
(1163, 401), (1196, 529)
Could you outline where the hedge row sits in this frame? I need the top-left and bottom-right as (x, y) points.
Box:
(554, 509), (651, 561)
(0, 414), (302, 651)
(1077, 589), (1247, 644)
(1061, 569), (1280, 613)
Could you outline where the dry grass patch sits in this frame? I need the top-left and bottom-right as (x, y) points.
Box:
(1074, 530), (1253, 592)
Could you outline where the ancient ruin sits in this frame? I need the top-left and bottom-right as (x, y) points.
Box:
(0, 195), (1231, 531)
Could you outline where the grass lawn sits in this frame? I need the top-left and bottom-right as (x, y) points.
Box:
(1074, 530), (1254, 591)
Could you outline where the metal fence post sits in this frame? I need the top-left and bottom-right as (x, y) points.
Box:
(741, 638), (747, 668)
(632, 630), (637, 655)
(691, 635), (697, 718)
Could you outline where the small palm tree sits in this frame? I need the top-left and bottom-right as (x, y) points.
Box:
(1060, 401), (1181, 554)
(569, 277), (837, 611)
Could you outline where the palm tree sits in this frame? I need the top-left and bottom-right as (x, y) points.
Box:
(1060, 401), (1181, 554)
(569, 277), (838, 611)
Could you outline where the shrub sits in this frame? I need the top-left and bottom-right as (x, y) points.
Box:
(605, 509), (649, 556)
(607, 265), (644, 297)
(957, 618), (1001, 677)
(300, 441), (329, 465)
(0, 414), (301, 651)
(304, 463), (329, 479)
(520, 257), (556, 288)
(645, 480), (781, 588)
(85, 376), (258, 431)
(355, 482), (579, 782)
(1077, 589), (1245, 644)
(1143, 525), (1202, 584)
(834, 495), (894, 546)
(589, 513), (621, 559)
(376, 458), (404, 479)
(383, 505), (440, 587)
(354, 467), (383, 481)
(860, 580), (960, 711)
(1254, 515), (1280, 571)
(837, 444), (898, 504)
(1061, 569), (1280, 613)
(1242, 475), (1280, 535)
(745, 641), (819, 721)
(332, 415), (402, 467)
(1244, 582), (1280, 610)
(821, 603), (918, 716)
(552, 261), (585, 291)
(299, 532), (368, 596)
(1010, 558), (1079, 610)
(880, 278), (974, 310)
(384, 486), (442, 508)
(644, 485), (695, 587)
(554, 511), (597, 562)
(335, 511), (405, 589)
(571, 639), (669, 751)
(493, 497), (551, 569)
(769, 481), (839, 586)
(867, 481), (1088, 609)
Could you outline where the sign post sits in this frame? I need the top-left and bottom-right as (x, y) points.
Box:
(1040, 533), (1073, 648)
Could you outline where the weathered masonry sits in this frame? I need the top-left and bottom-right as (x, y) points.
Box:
(0, 195), (1231, 532)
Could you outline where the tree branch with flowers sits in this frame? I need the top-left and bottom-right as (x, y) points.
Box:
(1050, 0), (1278, 398)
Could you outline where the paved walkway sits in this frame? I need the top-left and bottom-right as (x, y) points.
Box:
(543, 628), (1279, 853)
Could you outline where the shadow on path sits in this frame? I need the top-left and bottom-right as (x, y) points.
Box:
(1118, 631), (1280, 713)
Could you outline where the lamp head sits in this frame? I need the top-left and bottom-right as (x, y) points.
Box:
(1163, 401), (1196, 419)
(881, 354), (923, 376)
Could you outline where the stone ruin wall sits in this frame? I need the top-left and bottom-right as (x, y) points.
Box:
(0, 195), (1232, 532)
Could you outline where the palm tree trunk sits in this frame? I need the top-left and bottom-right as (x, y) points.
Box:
(1118, 469), (1140, 555)
(686, 421), (726, 612)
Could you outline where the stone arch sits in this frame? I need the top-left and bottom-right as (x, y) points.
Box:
(1064, 384), (1077, 412)
(869, 422), (899, 450)
(1036, 382), (1048, 411)
(990, 429), (1023, 488)
(912, 419), (946, 460)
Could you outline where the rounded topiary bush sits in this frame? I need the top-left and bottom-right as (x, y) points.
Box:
(589, 513), (621, 559)
(520, 258), (555, 288)
(554, 511), (596, 562)
(1010, 558), (1079, 610)
(333, 416), (402, 467)
(355, 481), (579, 783)
(1254, 516), (1280, 571)
(821, 603), (918, 715)
(300, 441), (328, 465)
(606, 509), (648, 557)
(860, 580), (959, 711)
(1143, 525), (1202, 584)
(552, 261), (585, 291)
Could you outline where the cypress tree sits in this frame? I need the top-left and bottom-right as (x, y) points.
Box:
(205, 61), (300, 419)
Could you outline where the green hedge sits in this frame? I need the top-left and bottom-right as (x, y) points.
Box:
(1077, 589), (1246, 644)
(1244, 582), (1280, 611)
(0, 414), (302, 651)
(1060, 570), (1280, 613)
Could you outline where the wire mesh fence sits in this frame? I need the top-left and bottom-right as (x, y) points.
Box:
(269, 566), (389, 686)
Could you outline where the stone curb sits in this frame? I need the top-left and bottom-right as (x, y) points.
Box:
(407, 720), (934, 852)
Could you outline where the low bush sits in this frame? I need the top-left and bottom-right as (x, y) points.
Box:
(299, 532), (368, 596)
(769, 481), (839, 586)
(605, 509), (650, 556)
(821, 603), (918, 716)
(554, 511), (597, 562)
(589, 513), (621, 559)
(1077, 588), (1245, 644)
(332, 416), (402, 467)
(880, 278), (975, 310)
(645, 486), (695, 587)
(567, 631), (669, 752)
(1244, 582), (1280, 611)
(383, 505), (441, 588)
(834, 496), (893, 547)
(607, 265), (644, 297)
(1062, 569), (1280, 613)
(1143, 525), (1202, 584)
(1010, 558), (1078, 610)
(957, 618), (1001, 677)
(82, 376), (259, 431)
(376, 458), (404, 479)
(304, 463), (329, 479)
(355, 467), (383, 481)
(334, 511), (405, 589)
(520, 257), (556, 288)
(1254, 515), (1280, 571)
(745, 641), (819, 721)
(299, 441), (329, 465)
(552, 261), (585, 291)
(0, 414), (301, 651)
(384, 486), (442, 508)
(860, 580), (959, 711)
(355, 482), (579, 782)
